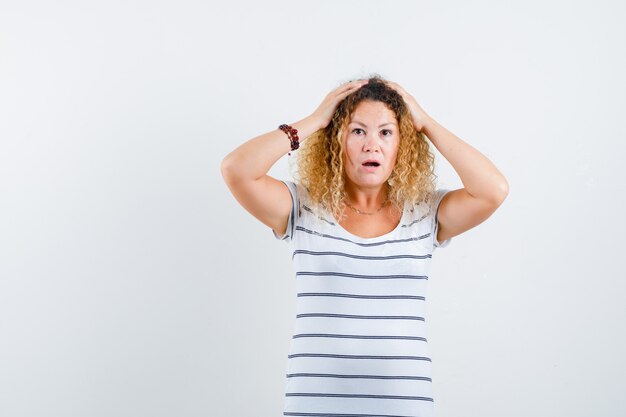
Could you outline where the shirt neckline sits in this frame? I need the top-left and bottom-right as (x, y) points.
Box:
(330, 201), (408, 242)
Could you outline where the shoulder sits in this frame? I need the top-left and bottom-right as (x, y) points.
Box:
(297, 184), (340, 228)
(403, 193), (431, 219)
(280, 180), (332, 223)
(397, 189), (445, 227)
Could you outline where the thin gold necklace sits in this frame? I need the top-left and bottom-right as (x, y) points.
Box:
(343, 198), (390, 215)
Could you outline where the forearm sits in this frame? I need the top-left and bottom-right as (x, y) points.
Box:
(422, 116), (509, 203)
(221, 115), (322, 182)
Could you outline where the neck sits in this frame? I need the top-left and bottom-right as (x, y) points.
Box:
(343, 182), (389, 211)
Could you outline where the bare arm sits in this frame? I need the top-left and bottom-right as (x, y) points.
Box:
(220, 116), (323, 237)
(422, 117), (509, 243)
(383, 80), (509, 244)
(221, 80), (368, 237)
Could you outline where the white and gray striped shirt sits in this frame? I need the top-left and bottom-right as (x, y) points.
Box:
(273, 180), (452, 417)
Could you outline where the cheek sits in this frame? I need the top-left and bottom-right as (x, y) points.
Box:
(391, 143), (399, 158)
(387, 143), (400, 167)
(344, 141), (359, 164)
(392, 138), (401, 155)
(385, 139), (399, 155)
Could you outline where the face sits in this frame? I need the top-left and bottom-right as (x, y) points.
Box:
(342, 100), (400, 191)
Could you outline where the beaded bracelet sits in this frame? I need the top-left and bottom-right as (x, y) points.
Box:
(279, 124), (299, 156)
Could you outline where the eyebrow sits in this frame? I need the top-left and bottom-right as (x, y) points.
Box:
(350, 120), (397, 128)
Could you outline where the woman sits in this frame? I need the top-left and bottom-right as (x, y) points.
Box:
(221, 75), (508, 416)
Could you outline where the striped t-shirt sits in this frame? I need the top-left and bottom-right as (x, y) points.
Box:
(273, 180), (452, 417)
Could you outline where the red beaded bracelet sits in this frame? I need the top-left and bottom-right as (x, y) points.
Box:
(279, 124), (299, 155)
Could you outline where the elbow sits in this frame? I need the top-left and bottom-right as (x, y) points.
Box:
(500, 178), (509, 196)
(221, 154), (238, 184)
(495, 179), (509, 204)
(221, 153), (252, 187)
(484, 178), (509, 206)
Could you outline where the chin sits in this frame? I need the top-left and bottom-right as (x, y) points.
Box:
(352, 178), (387, 188)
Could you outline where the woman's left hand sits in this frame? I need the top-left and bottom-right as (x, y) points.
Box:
(384, 80), (431, 132)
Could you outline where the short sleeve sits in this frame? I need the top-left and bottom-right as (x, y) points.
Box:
(432, 188), (452, 249)
(272, 180), (300, 242)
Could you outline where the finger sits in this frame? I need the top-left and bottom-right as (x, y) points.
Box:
(387, 81), (402, 91)
(343, 79), (364, 87)
(334, 81), (365, 97)
(385, 81), (400, 91)
(341, 84), (364, 96)
(346, 80), (362, 87)
(387, 82), (408, 97)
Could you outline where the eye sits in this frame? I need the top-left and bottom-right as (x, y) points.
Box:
(352, 128), (364, 135)
(382, 129), (392, 136)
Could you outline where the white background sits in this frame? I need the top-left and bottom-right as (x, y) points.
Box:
(1, 1), (625, 416)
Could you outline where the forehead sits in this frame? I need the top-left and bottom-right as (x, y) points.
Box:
(349, 101), (397, 125)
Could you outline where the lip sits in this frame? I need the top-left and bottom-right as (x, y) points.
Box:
(361, 159), (382, 172)
(361, 159), (382, 166)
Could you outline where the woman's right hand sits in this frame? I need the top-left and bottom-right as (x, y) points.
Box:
(310, 79), (369, 129)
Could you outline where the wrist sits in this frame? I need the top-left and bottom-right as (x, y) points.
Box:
(305, 113), (326, 131)
(295, 114), (324, 133)
(289, 116), (323, 141)
(421, 115), (437, 135)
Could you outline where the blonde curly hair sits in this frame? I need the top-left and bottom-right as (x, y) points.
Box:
(289, 74), (439, 221)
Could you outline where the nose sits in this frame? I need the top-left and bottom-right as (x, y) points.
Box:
(363, 133), (380, 152)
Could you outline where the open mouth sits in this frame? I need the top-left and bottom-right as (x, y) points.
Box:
(362, 161), (381, 167)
